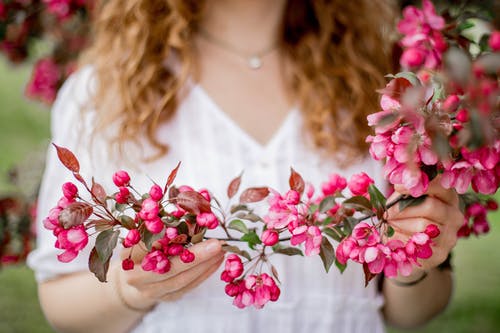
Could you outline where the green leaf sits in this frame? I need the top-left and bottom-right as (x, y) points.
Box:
(89, 247), (110, 282)
(368, 184), (386, 219)
(398, 195), (427, 211)
(119, 215), (135, 230)
(140, 227), (165, 251)
(335, 258), (347, 273)
(191, 228), (206, 244)
(115, 203), (127, 212)
(386, 225), (395, 238)
(343, 216), (358, 235)
(319, 237), (335, 273)
(228, 220), (249, 234)
(221, 244), (251, 261)
(272, 245), (303, 256)
(323, 227), (344, 242)
(319, 196), (336, 213)
(343, 196), (373, 211)
(457, 20), (475, 32)
(240, 230), (262, 250)
(230, 204), (249, 214)
(95, 229), (120, 263)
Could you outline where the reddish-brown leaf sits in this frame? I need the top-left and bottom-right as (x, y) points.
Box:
(91, 179), (107, 204)
(168, 186), (180, 200)
(176, 191), (211, 214)
(271, 264), (281, 284)
(89, 247), (110, 282)
(363, 263), (377, 287)
(289, 168), (305, 195)
(164, 162), (181, 193)
(53, 143), (80, 173)
(239, 187), (270, 204)
(376, 77), (412, 100)
(170, 234), (188, 244)
(58, 202), (93, 229)
(227, 173), (243, 199)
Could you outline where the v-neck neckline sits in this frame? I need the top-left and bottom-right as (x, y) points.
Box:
(193, 84), (297, 153)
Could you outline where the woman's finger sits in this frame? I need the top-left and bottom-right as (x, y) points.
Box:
(387, 196), (449, 225)
(388, 217), (437, 237)
(394, 176), (458, 206)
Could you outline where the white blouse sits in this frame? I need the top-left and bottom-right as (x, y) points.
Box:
(28, 67), (387, 333)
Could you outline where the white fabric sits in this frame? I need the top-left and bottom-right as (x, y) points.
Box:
(27, 67), (387, 333)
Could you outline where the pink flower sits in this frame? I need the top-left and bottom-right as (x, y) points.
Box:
(352, 222), (380, 247)
(261, 229), (279, 246)
(400, 47), (426, 68)
(443, 95), (460, 112)
(263, 190), (302, 229)
(489, 31), (500, 51)
(62, 182), (78, 199)
(25, 58), (61, 104)
(167, 244), (184, 256)
(139, 198), (159, 220)
(149, 184), (163, 201)
(43, 0), (74, 21)
(290, 225), (322, 256)
(180, 249), (195, 263)
(112, 170), (130, 187)
(115, 187), (130, 204)
(141, 250), (171, 274)
(55, 225), (89, 262)
(397, 0), (445, 35)
(123, 229), (141, 248)
(196, 212), (219, 229)
(144, 217), (163, 234)
(321, 174), (347, 196)
(348, 172), (374, 196)
(220, 254), (244, 282)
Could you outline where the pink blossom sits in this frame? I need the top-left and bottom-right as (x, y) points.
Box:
(456, 108), (469, 122)
(139, 198), (159, 220)
(261, 229), (279, 246)
(141, 250), (171, 274)
(397, 0), (445, 35)
(348, 172), (374, 196)
(112, 170), (130, 187)
(62, 182), (78, 199)
(180, 249), (195, 263)
(115, 187), (130, 204)
(55, 225), (88, 262)
(263, 190), (302, 229)
(489, 31), (500, 51)
(43, 0), (74, 21)
(220, 254), (244, 282)
(196, 212), (219, 229)
(352, 222), (380, 247)
(290, 225), (322, 256)
(144, 217), (163, 234)
(167, 244), (184, 256)
(321, 173), (347, 196)
(123, 229), (141, 248)
(442, 94), (460, 112)
(400, 47), (426, 68)
(149, 184), (163, 201)
(25, 58), (61, 104)
(198, 189), (211, 202)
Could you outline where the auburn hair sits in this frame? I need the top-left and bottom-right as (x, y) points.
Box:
(83, 0), (397, 165)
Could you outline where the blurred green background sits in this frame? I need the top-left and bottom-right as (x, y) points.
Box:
(0, 58), (499, 333)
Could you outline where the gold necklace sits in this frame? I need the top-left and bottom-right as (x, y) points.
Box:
(197, 28), (278, 70)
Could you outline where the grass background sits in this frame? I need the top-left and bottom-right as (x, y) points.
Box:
(0, 58), (499, 333)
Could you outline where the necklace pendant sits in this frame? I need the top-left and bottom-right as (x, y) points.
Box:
(248, 56), (262, 69)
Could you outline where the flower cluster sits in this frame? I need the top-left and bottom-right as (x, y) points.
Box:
(0, 0), (93, 103)
(458, 197), (498, 238)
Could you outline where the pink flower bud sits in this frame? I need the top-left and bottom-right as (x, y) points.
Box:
(141, 250), (171, 274)
(180, 249), (195, 263)
(261, 229), (279, 246)
(122, 258), (134, 270)
(123, 229), (141, 248)
(424, 224), (440, 238)
(225, 282), (240, 296)
(348, 172), (374, 196)
(139, 198), (159, 220)
(57, 196), (74, 209)
(178, 185), (194, 192)
(222, 254), (244, 281)
(116, 187), (130, 204)
(456, 108), (469, 122)
(486, 200), (498, 211)
(489, 31), (500, 51)
(196, 212), (219, 229)
(400, 47), (426, 68)
(443, 95), (460, 112)
(167, 244), (184, 256)
(145, 218), (163, 234)
(149, 184), (163, 201)
(165, 227), (178, 239)
(62, 182), (78, 199)
(198, 189), (211, 202)
(112, 170), (130, 187)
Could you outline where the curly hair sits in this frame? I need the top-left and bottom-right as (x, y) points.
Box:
(82, 0), (397, 165)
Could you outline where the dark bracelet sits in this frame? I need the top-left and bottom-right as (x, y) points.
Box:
(389, 270), (428, 287)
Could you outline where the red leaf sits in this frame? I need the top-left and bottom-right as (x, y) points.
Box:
(91, 178), (107, 204)
(176, 191), (211, 214)
(164, 162), (181, 193)
(239, 187), (269, 204)
(363, 263), (377, 287)
(89, 247), (110, 282)
(170, 234), (188, 244)
(58, 202), (93, 229)
(289, 168), (304, 195)
(376, 77), (412, 100)
(168, 186), (180, 200)
(53, 143), (80, 173)
(227, 173), (243, 199)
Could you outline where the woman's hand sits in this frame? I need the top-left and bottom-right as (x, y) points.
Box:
(114, 239), (225, 310)
(386, 177), (463, 273)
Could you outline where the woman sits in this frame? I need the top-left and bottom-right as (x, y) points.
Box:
(27, 0), (462, 332)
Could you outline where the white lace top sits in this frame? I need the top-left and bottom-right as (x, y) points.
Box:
(28, 67), (387, 333)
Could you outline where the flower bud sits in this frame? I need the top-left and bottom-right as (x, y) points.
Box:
(123, 229), (141, 248)
(167, 244), (184, 256)
(116, 187), (130, 204)
(149, 184), (163, 201)
(443, 95), (460, 112)
(180, 249), (195, 263)
(456, 108), (469, 122)
(261, 229), (279, 246)
(62, 182), (78, 199)
(112, 170), (130, 187)
(145, 218), (163, 234)
(400, 47), (426, 68)
(424, 224), (440, 238)
(348, 172), (374, 196)
(122, 258), (134, 270)
(489, 30), (500, 51)
(196, 212), (219, 229)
